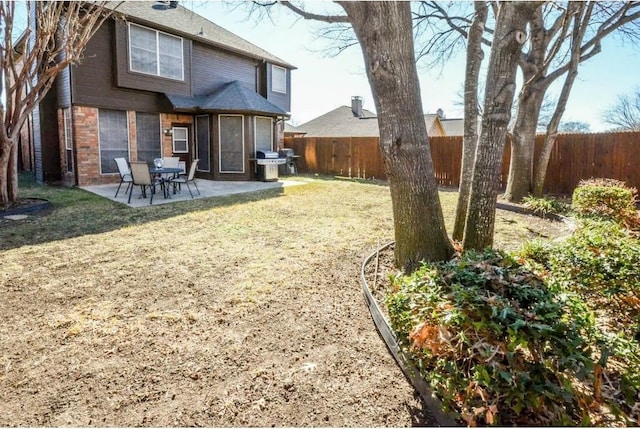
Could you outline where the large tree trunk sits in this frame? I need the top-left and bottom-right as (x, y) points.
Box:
(453, 1), (487, 242)
(339, 1), (453, 270)
(463, 2), (538, 251)
(503, 87), (544, 202)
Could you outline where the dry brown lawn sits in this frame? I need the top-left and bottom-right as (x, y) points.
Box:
(0, 176), (569, 426)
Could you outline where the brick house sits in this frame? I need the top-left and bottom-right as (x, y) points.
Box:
(21, 1), (295, 186)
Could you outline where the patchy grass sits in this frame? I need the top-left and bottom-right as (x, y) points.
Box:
(0, 173), (570, 426)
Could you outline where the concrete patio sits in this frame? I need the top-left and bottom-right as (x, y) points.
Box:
(82, 177), (308, 208)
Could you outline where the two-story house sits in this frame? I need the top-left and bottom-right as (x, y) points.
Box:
(22, 1), (295, 186)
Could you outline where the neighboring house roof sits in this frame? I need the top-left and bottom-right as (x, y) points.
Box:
(108, 1), (295, 69)
(440, 118), (465, 136)
(284, 122), (306, 135)
(299, 106), (446, 138)
(166, 81), (289, 116)
(299, 106), (378, 137)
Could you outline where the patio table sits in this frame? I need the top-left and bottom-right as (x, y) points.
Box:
(149, 167), (182, 198)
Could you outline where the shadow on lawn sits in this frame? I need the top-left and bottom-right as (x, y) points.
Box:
(0, 172), (286, 251)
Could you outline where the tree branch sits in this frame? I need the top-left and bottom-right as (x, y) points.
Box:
(279, 1), (350, 23)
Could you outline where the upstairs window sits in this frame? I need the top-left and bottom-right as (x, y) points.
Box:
(129, 23), (183, 80)
(272, 65), (287, 94)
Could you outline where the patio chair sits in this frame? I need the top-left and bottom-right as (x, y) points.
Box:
(128, 161), (157, 205)
(161, 157), (181, 192)
(114, 157), (132, 197)
(170, 159), (200, 198)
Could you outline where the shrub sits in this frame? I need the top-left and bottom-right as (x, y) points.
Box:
(386, 249), (595, 426)
(522, 195), (570, 217)
(518, 218), (640, 421)
(572, 178), (639, 229)
(547, 219), (640, 329)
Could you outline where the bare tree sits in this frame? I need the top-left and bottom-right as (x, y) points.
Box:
(279, 1), (454, 269)
(279, 1), (539, 257)
(462, 2), (538, 250)
(0, 1), (114, 206)
(602, 87), (640, 130)
(452, 1), (487, 242)
(558, 120), (591, 132)
(417, 1), (640, 202)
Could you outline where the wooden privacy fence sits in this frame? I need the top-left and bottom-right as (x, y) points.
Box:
(284, 131), (640, 195)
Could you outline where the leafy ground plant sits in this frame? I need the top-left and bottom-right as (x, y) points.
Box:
(522, 195), (570, 217)
(386, 249), (595, 426)
(520, 218), (640, 422)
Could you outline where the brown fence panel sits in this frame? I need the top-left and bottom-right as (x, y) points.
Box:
(286, 131), (640, 195)
(329, 137), (352, 176)
(351, 137), (386, 179)
(430, 136), (462, 187)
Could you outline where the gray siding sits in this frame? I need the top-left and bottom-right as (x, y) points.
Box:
(266, 63), (291, 113)
(114, 20), (192, 97)
(191, 42), (257, 96)
(72, 21), (172, 112)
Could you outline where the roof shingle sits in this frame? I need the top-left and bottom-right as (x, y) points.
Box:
(109, 2), (295, 69)
(166, 81), (289, 116)
(299, 106), (445, 137)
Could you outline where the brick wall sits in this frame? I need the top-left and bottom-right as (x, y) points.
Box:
(73, 106), (111, 186)
(72, 108), (200, 186)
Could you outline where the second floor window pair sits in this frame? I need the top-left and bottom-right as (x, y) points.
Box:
(129, 23), (184, 80)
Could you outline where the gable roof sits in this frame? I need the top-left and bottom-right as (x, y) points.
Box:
(284, 122), (306, 135)
(109, 2), (295, 69)
(298, 106), (378, 137)
(166, 81), (289, 116)
(440, 118), (465, 136)
(299, 106), (446, 138)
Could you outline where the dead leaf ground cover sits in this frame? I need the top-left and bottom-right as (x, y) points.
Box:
(0, 173), (570, 426)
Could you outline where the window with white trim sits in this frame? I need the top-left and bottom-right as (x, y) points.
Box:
(219, 115), (244, 173)
(254, 117), (273, 155)
(272, 65), (286, 94)
(63, 108), (73, 173)
(172, 127), (189, 153)
(136, 112), (162, 163)
(98, 109), (129, 174)
(129, 23), (183, 80)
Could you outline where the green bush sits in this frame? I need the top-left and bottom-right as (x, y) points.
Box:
(386, 249), (594, 426)
(547, 219), (640, 326)
(572, 178), (639, 228)
(518, 219), (640, 420)
(522, 195), (570, 217)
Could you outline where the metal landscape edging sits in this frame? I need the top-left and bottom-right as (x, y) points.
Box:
(1, 198), (51, 216)
(360, 242), (459, 427)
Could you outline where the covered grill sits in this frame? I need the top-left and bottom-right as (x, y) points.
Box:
(255, 150), (286, 181)
(278, 148), (299, 175)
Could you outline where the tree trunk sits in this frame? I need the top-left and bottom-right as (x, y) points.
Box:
(453, 1), (487, 242)
(339, 1), (453, 270)
(8, 139), (18, 202)
(534, 4), (588, 196)
(463, 2), (538, 251)
(503, 87), (544, 202)
(0, 137), (14, 207)
(533, 133), (556, 196)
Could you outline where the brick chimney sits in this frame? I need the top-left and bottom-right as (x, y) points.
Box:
(351, 96), (363, 117)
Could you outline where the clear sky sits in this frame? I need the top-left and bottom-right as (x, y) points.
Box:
(188, 1), (640, 132)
